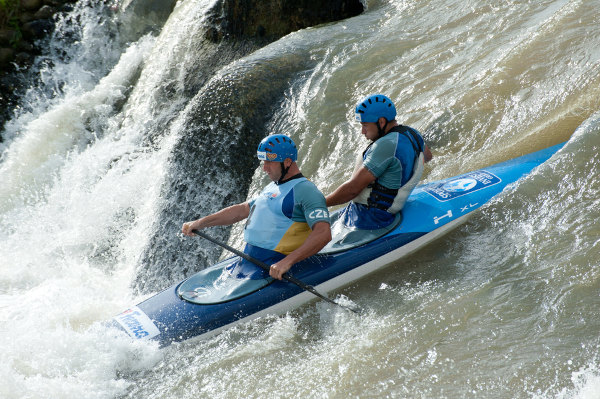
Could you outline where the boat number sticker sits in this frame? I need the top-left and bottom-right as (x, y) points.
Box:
(114, 306), (160, 340)
(424, 170), (501, 202)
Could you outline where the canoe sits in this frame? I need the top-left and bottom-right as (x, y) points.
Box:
(112, 142), (565, 347)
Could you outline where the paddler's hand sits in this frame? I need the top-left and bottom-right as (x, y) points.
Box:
(269, 259), (293, 280)
(182, 221), (199, 236)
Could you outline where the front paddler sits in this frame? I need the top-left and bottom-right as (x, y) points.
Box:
(182, 134), (331, 280)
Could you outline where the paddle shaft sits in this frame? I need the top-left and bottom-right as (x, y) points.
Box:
(191, 229), (357, 313)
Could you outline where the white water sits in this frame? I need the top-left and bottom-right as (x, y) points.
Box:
(1, 0), (600, 398)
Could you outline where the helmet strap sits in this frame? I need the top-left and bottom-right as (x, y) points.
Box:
(278, 162), (291, 185)
(377, 118), (390, 139)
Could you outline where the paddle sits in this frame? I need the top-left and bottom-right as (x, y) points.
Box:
(192, 229), (359, 314)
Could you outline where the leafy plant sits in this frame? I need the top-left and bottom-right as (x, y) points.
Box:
(0, 0), (20, 31)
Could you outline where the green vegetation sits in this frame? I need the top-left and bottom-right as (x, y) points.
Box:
(0, 0), (20, 29)
(0, 0), (22, 47)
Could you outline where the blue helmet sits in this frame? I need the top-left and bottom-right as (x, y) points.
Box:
(354, 94), (396, 123)
(256, 134), (298, 162)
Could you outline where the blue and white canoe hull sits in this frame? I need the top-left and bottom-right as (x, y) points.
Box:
(112, 142), (565, 347)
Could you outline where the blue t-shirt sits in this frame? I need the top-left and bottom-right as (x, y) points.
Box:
(363, 128), (425, 188)
(343, 127), (425, 230)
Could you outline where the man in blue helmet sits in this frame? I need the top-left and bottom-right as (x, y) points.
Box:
(182, 134), (331, 280)
(326, 94), (433, 230)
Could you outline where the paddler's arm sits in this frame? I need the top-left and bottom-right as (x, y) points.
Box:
(182, 202), (250, 236)
(325, 167), (375, 207)
(269, 221), (332, 280)
(424, 145), (433, 163)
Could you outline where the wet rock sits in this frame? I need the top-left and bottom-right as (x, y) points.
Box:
(116, 0), (179, 46)
(22, 19), (54, 39)
(43, 0), (64, 6)
(0, 48), (15, 68)
(19, 11), (37, 24)
(15, 51), (33, 65)
(16, 39), (34, 52)
(206, 0), (364, 42)
(21, 0), (43, 11)
(43, 0), (74, 6)
(119, 0), (178, 19)
(34, 5), (56, 20)
(0, 29), (18, 46)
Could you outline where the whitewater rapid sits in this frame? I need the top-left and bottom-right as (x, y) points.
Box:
(1, 0), (599, 398)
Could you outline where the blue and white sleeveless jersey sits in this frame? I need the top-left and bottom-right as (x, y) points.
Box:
(244, 177), (330, 254)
